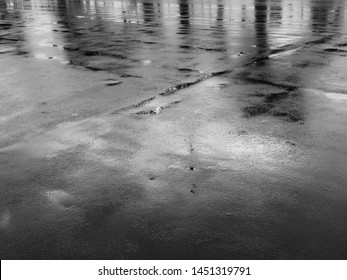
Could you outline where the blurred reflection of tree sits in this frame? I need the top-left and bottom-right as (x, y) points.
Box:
(178, 0), (190, 35)
(142, 0), (162, 35)
(269, 0), (282, 25)
(143, 0), (154, 24)
(0, 0), (7, 15)
(254, 0), (269, 58)
(310, 0), (344, 34)
(216, 0), (224, 24)
(0, 0), (25, 51)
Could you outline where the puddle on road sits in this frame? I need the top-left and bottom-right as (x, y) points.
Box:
(2, 0), (345, 80)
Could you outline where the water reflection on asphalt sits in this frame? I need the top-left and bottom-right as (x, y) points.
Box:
(1, 0), (347, 259)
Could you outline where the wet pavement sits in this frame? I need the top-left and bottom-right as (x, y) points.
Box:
(1, 0), (347, 259)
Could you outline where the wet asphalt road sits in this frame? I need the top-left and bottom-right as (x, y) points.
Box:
(1, 0), (347, 259)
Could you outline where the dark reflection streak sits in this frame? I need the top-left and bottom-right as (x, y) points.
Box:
(332, 1), (345, 31)
(0, 0), (7, 15)
(177, 0), (192, 55)
(0, 0), (25, 53)
(333, 6), (342, 26)
(311, 2), (330, 34)
(241, 5), (246, 24)
(214, 0), (225, 39)
(269, 0), (282, 24)
(310, 0), (345, 35)
(254, 0), (269, 58)
(217, 1), (223, 23)
(69, 0), (84, 17)
(56, 0), (68, 19)
(143, 0), (154, 24)
(213, 0), (231, 65)
(141, 0), (162, 36)
(179, 0), (190, 35)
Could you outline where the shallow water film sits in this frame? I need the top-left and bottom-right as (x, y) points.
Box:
(1, 0), (347, 259)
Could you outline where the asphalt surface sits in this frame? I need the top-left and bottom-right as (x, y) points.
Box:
(1, 0), (347, 259)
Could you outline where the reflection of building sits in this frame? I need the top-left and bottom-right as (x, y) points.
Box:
(311, 0), (345, 34)
(2, 0), (346, 72)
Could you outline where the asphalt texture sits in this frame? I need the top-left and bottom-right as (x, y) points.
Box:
(1, 0), (347, 259)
